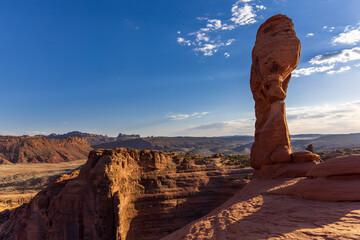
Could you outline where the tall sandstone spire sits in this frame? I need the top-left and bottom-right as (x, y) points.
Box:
(250, 14), (320, 177)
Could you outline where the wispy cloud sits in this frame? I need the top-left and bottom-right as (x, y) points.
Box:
(167, 112), (209, 120)
(333, 25), (360, 45)
(186, 118), (255, 136)
(327, 66), (351, 75)
(177, 0), (266, 57)
(309, 47), (360, 65)
(293, 65), (334, 78)
(306, 33), (314, 37)
(287, 101), (360, 134)
(179, 101), (360, 136)
(294, 47), (360, 77)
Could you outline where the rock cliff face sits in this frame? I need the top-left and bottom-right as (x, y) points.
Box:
(0, 136), (92, 164)
(0, 148), (249, 240)
(250, 14), (319, 175)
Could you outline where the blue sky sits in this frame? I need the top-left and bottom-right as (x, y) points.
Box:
(1, 0), (360, 137)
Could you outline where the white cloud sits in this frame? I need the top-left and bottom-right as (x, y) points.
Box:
(292, 65), (334, 78)
(194, 44), (218, 56)
(168, 112), (209, 120)
(224, 52), (230, 57)
(186, 118), (255, 136)
(177, 37), (191, 46)
(195, 32), (209, 42)
(256, 5), (266, 10)
(333, 25), (360, 45)
(177, 31), (181, 34)
(306, 33), (314, 37)
(207, 19), (222, 30)
(309, 47), (360, 65)
(323, 26), (328, 29)
(176, 0), (266, 56)
(231, 3), (256, 25)
(194, 39), (235, 56)
(355, 63), (360, 67)
(327, 66), (351, 75)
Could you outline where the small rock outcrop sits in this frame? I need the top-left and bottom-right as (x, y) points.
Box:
(0, 136), (92, 164)
(249, 14), (319, 177)
(306, 144), (314, 153)
(0, 148), (249, 240)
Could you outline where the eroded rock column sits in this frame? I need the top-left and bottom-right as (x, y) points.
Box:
(250, 14), (319, 177)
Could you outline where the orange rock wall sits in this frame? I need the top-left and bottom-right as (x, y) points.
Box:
(0, 148), (248, 240)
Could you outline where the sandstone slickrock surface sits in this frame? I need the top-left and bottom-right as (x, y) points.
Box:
(163, 179), (360, 240)
(0, 148), (249, 240)
(272, 155), (360, 201)
(0, 136), (92, 164)
(249, 14), (319, 175)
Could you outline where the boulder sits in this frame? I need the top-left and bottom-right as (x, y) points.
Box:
(291, 150), (320, 163)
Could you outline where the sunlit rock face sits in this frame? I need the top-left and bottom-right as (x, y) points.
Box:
(250, 14), (301, 170)
(0, 148), (248, 240)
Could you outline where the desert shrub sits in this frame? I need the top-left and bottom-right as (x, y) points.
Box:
(220, 155), (250, 167)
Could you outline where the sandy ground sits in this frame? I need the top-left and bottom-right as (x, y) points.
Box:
(0, 160), (86, 211)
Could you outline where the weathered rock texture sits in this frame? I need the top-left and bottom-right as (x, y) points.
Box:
(163, 178), (360, 240)
(0, 148), (249, 240)
(250, 14), (320, 175)
(250, 14), (301, 169)
(272, 155), (360, 201)
(0, 136), (92, 164)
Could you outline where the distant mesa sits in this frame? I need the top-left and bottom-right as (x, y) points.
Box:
(44, 131), (141, 146)
(117, 133), (140, 138)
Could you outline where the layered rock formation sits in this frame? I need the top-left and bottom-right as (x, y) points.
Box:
(0, 136), (92, 164)
(0, 148), (249, 240)
(250, 14), (319, 176)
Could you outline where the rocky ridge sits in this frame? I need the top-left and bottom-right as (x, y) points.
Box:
(0, 148), (249, 240)
(0, 136), (92, 164)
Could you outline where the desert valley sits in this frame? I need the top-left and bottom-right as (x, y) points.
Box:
(1, 0), (360, 240)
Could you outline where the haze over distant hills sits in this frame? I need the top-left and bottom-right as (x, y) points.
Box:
(18, 131), (360, 157)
